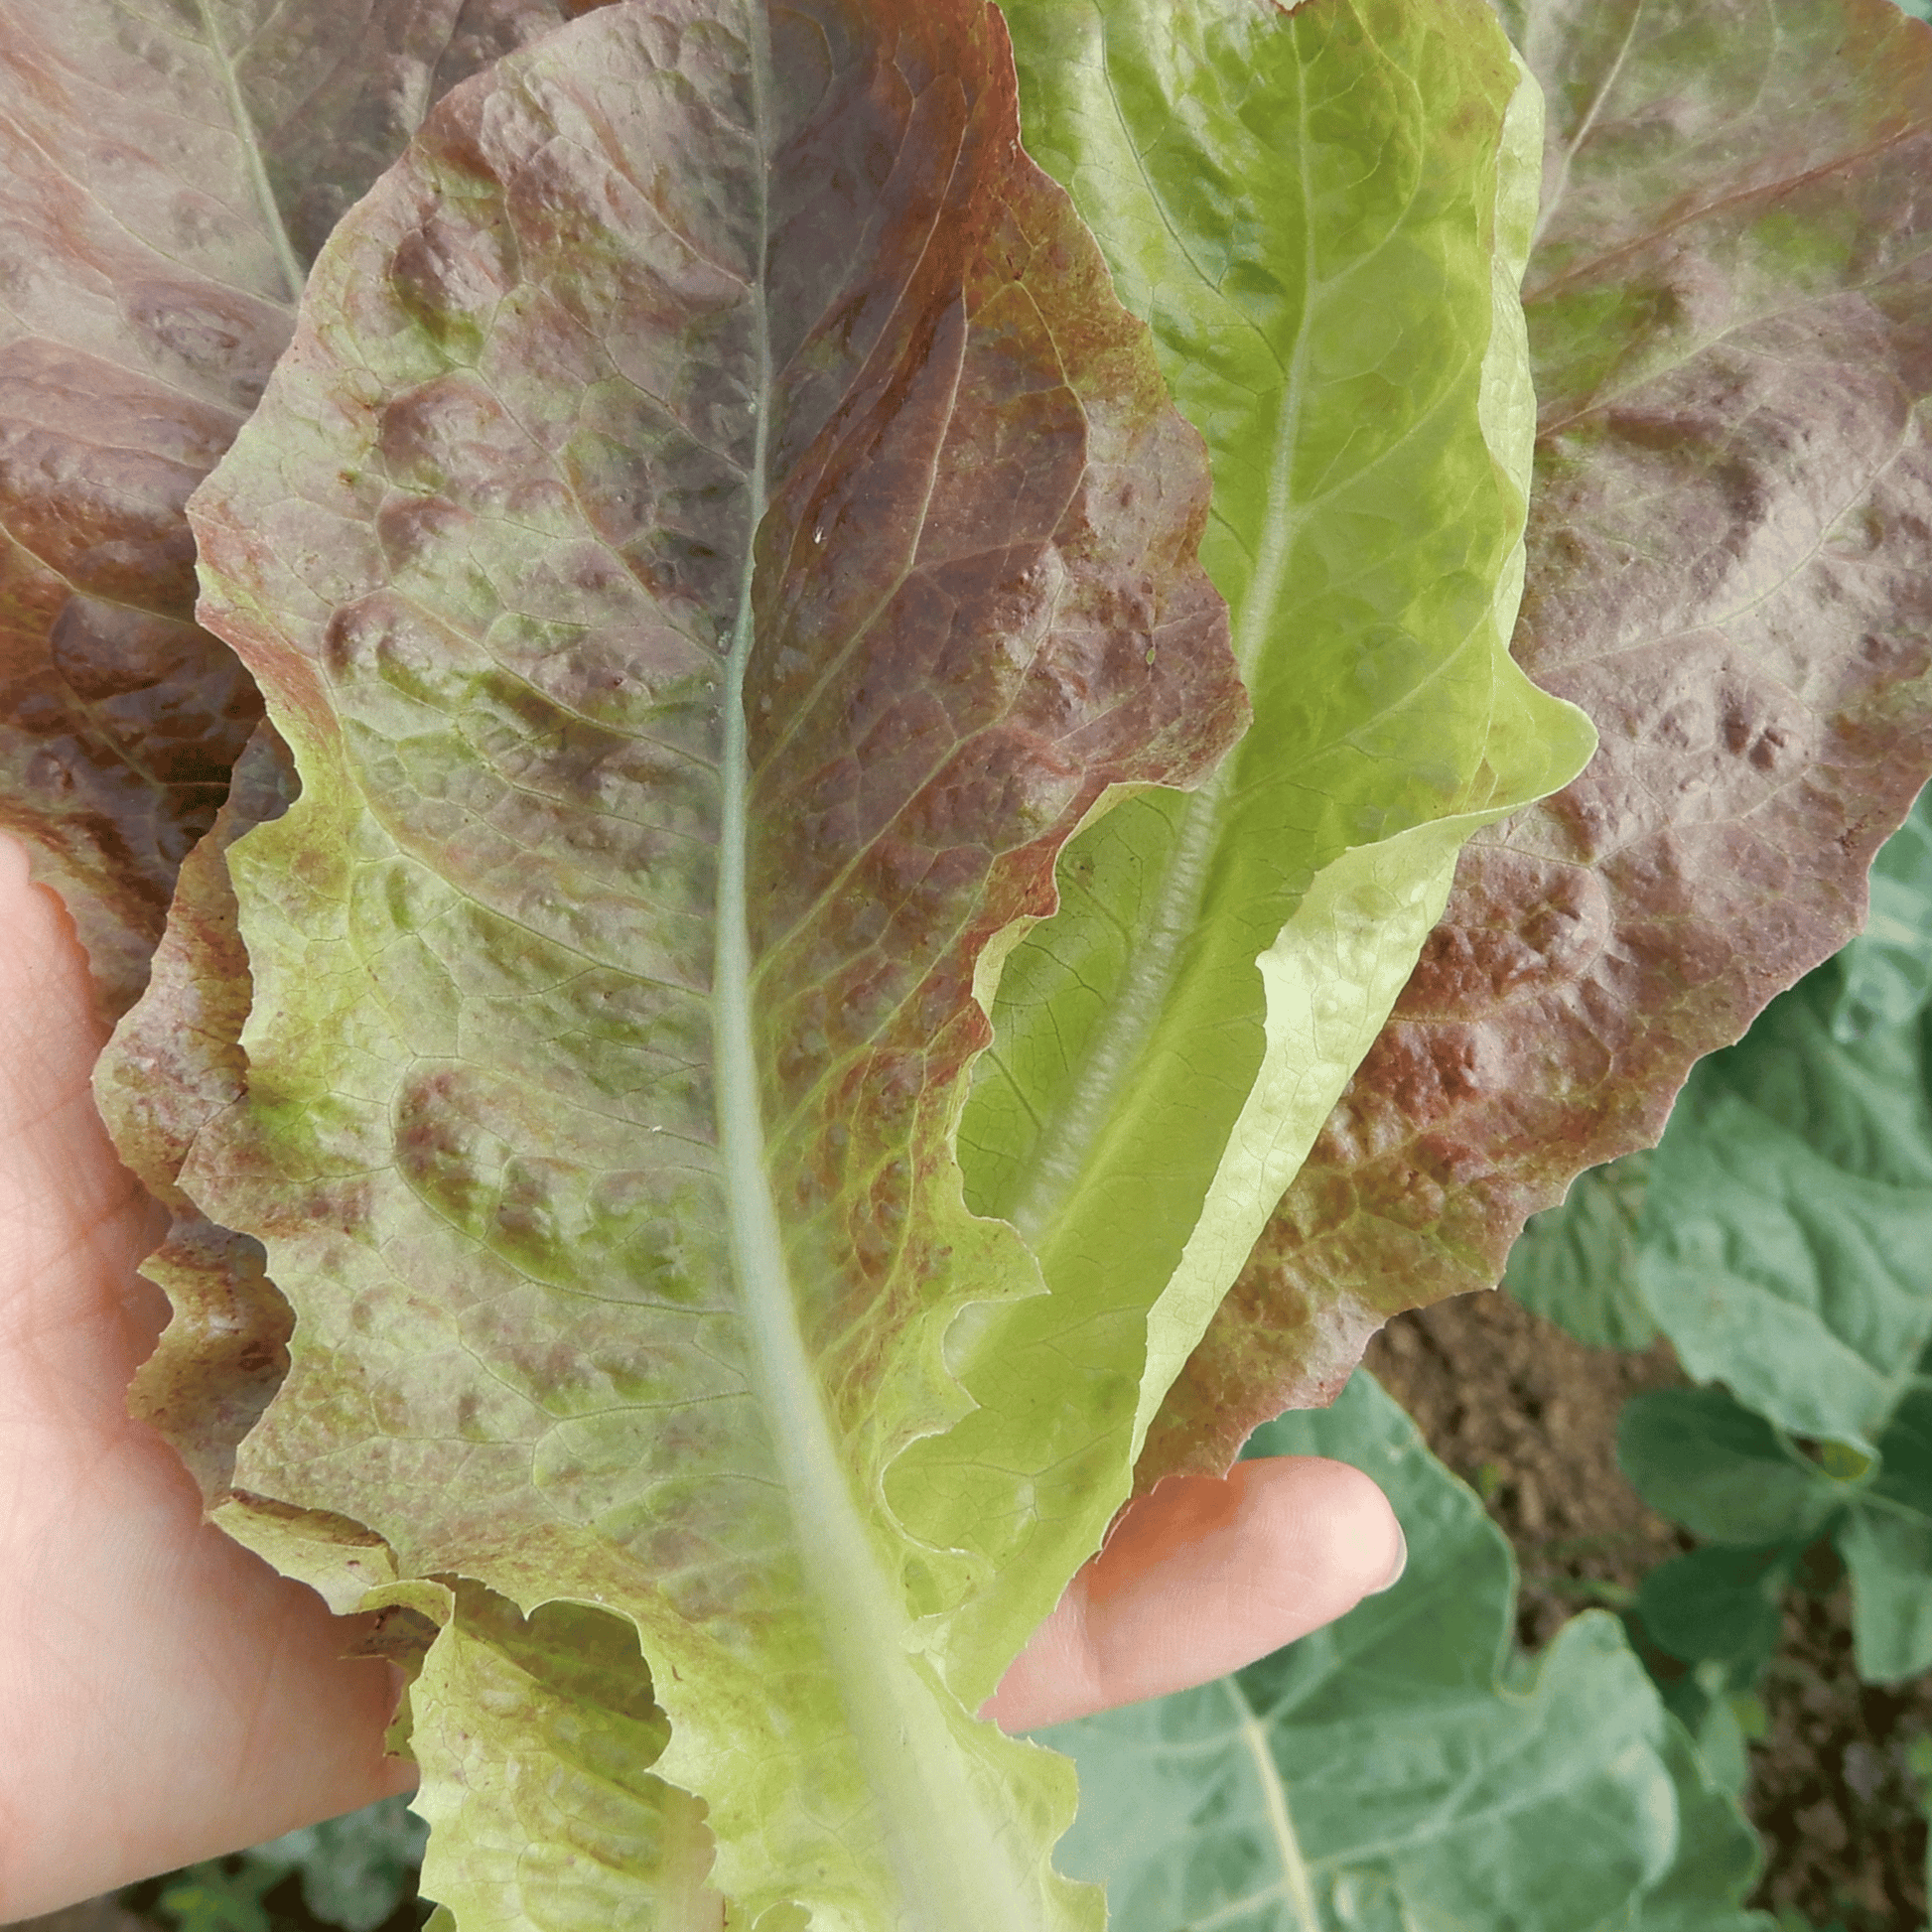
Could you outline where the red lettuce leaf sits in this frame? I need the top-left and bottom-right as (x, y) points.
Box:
(0, 0), (595, 1018)
(110, 0), (1245, 1916)
(93, 722), (296, 1498)
(1142, 0), (1932, 1483)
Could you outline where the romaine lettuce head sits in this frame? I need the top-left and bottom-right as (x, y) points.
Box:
(113, 0), (1247, 1922)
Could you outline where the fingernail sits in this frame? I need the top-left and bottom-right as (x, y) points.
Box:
(1366, 1522), (1408, 1595)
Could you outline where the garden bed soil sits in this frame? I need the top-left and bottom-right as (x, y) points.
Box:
(1365, 1289), (1932, 1930)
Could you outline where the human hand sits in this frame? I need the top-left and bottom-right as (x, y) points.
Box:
(0, 834), (416, 1919)
(0, 834), (1403, 1917)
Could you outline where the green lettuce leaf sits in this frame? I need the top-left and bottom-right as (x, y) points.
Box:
(1144, 0), (1932, 1484)
(0, 0), (593, 1017)
(389, 1579), (726, 1932)
(913, 0), (1593, 1679)
(135, 2), (1248, 1923)
(1045, 1373), (1770, 1932)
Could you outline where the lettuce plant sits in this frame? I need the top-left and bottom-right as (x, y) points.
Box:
(6, 0), (1932, 1925)
(75, 0), (1586, 1921)
(1143, 0), (1932, 1483)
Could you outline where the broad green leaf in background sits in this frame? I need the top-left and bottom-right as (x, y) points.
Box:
(919, 0), (1593, 1680)
(1833, 782), (1932, 1041)
(250, 1795), (429, 1932)
(1638, 971), (1932, 1451)
(1143, 0), (1932, 1485)
(1506, 1149), (1657, 1349)
(1046, 1374), (1770, 1932)
(1630, 1546), (1792, 1786)
(1839, 1380), (1932, 1679)
(154, 1794), (431, 1932)
(0, 0), (595, 1019)
(154, 1861), (282, 1932)
(1617, 1378), (1932, 1684)
(1616, 1390), (1845, 1551)
(121, 1), (1249, 1924)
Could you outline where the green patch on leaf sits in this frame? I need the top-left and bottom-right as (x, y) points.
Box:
(956, 0), (1592, 1594)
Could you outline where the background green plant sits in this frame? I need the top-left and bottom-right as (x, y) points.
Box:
(1047, 1374), (1769, 1931)
(129, 1800), (427, 1932)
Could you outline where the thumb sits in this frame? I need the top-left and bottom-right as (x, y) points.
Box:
(983, 1454), (1406, 1733)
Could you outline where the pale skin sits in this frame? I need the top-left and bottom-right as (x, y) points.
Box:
(0, 833), (1404, 1919)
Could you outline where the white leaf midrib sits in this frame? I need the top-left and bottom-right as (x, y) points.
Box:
(1228, 1678), (1321, 1932)
(709, 19), (1044, 1928)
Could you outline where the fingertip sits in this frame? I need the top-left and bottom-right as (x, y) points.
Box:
(1367, 1518), (1408, 1595)
(1232, 1454), (1407, 1609)
(984, 1455), (1408, 1734)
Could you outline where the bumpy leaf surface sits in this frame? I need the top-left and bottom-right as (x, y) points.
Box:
(1507, 789), (1932, 1356)
(930, 0), (1590, 1664)
(1047, 1374), (1770, 1932)
(0, 0), (591, 1016)
(94, 721), (295, 1496)
(1144, 0), (1932, 1482)
(161, 3), (1244, 1924)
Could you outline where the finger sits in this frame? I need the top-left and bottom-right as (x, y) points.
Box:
(983, 1454), (1406, 1733)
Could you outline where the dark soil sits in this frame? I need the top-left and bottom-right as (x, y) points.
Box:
(1365, 1289), (1932, 1931)
(5, 1903), (149, 1932)
(1751, 1576), (1932, 1929)
(1364, 1285), (1690, 1644)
